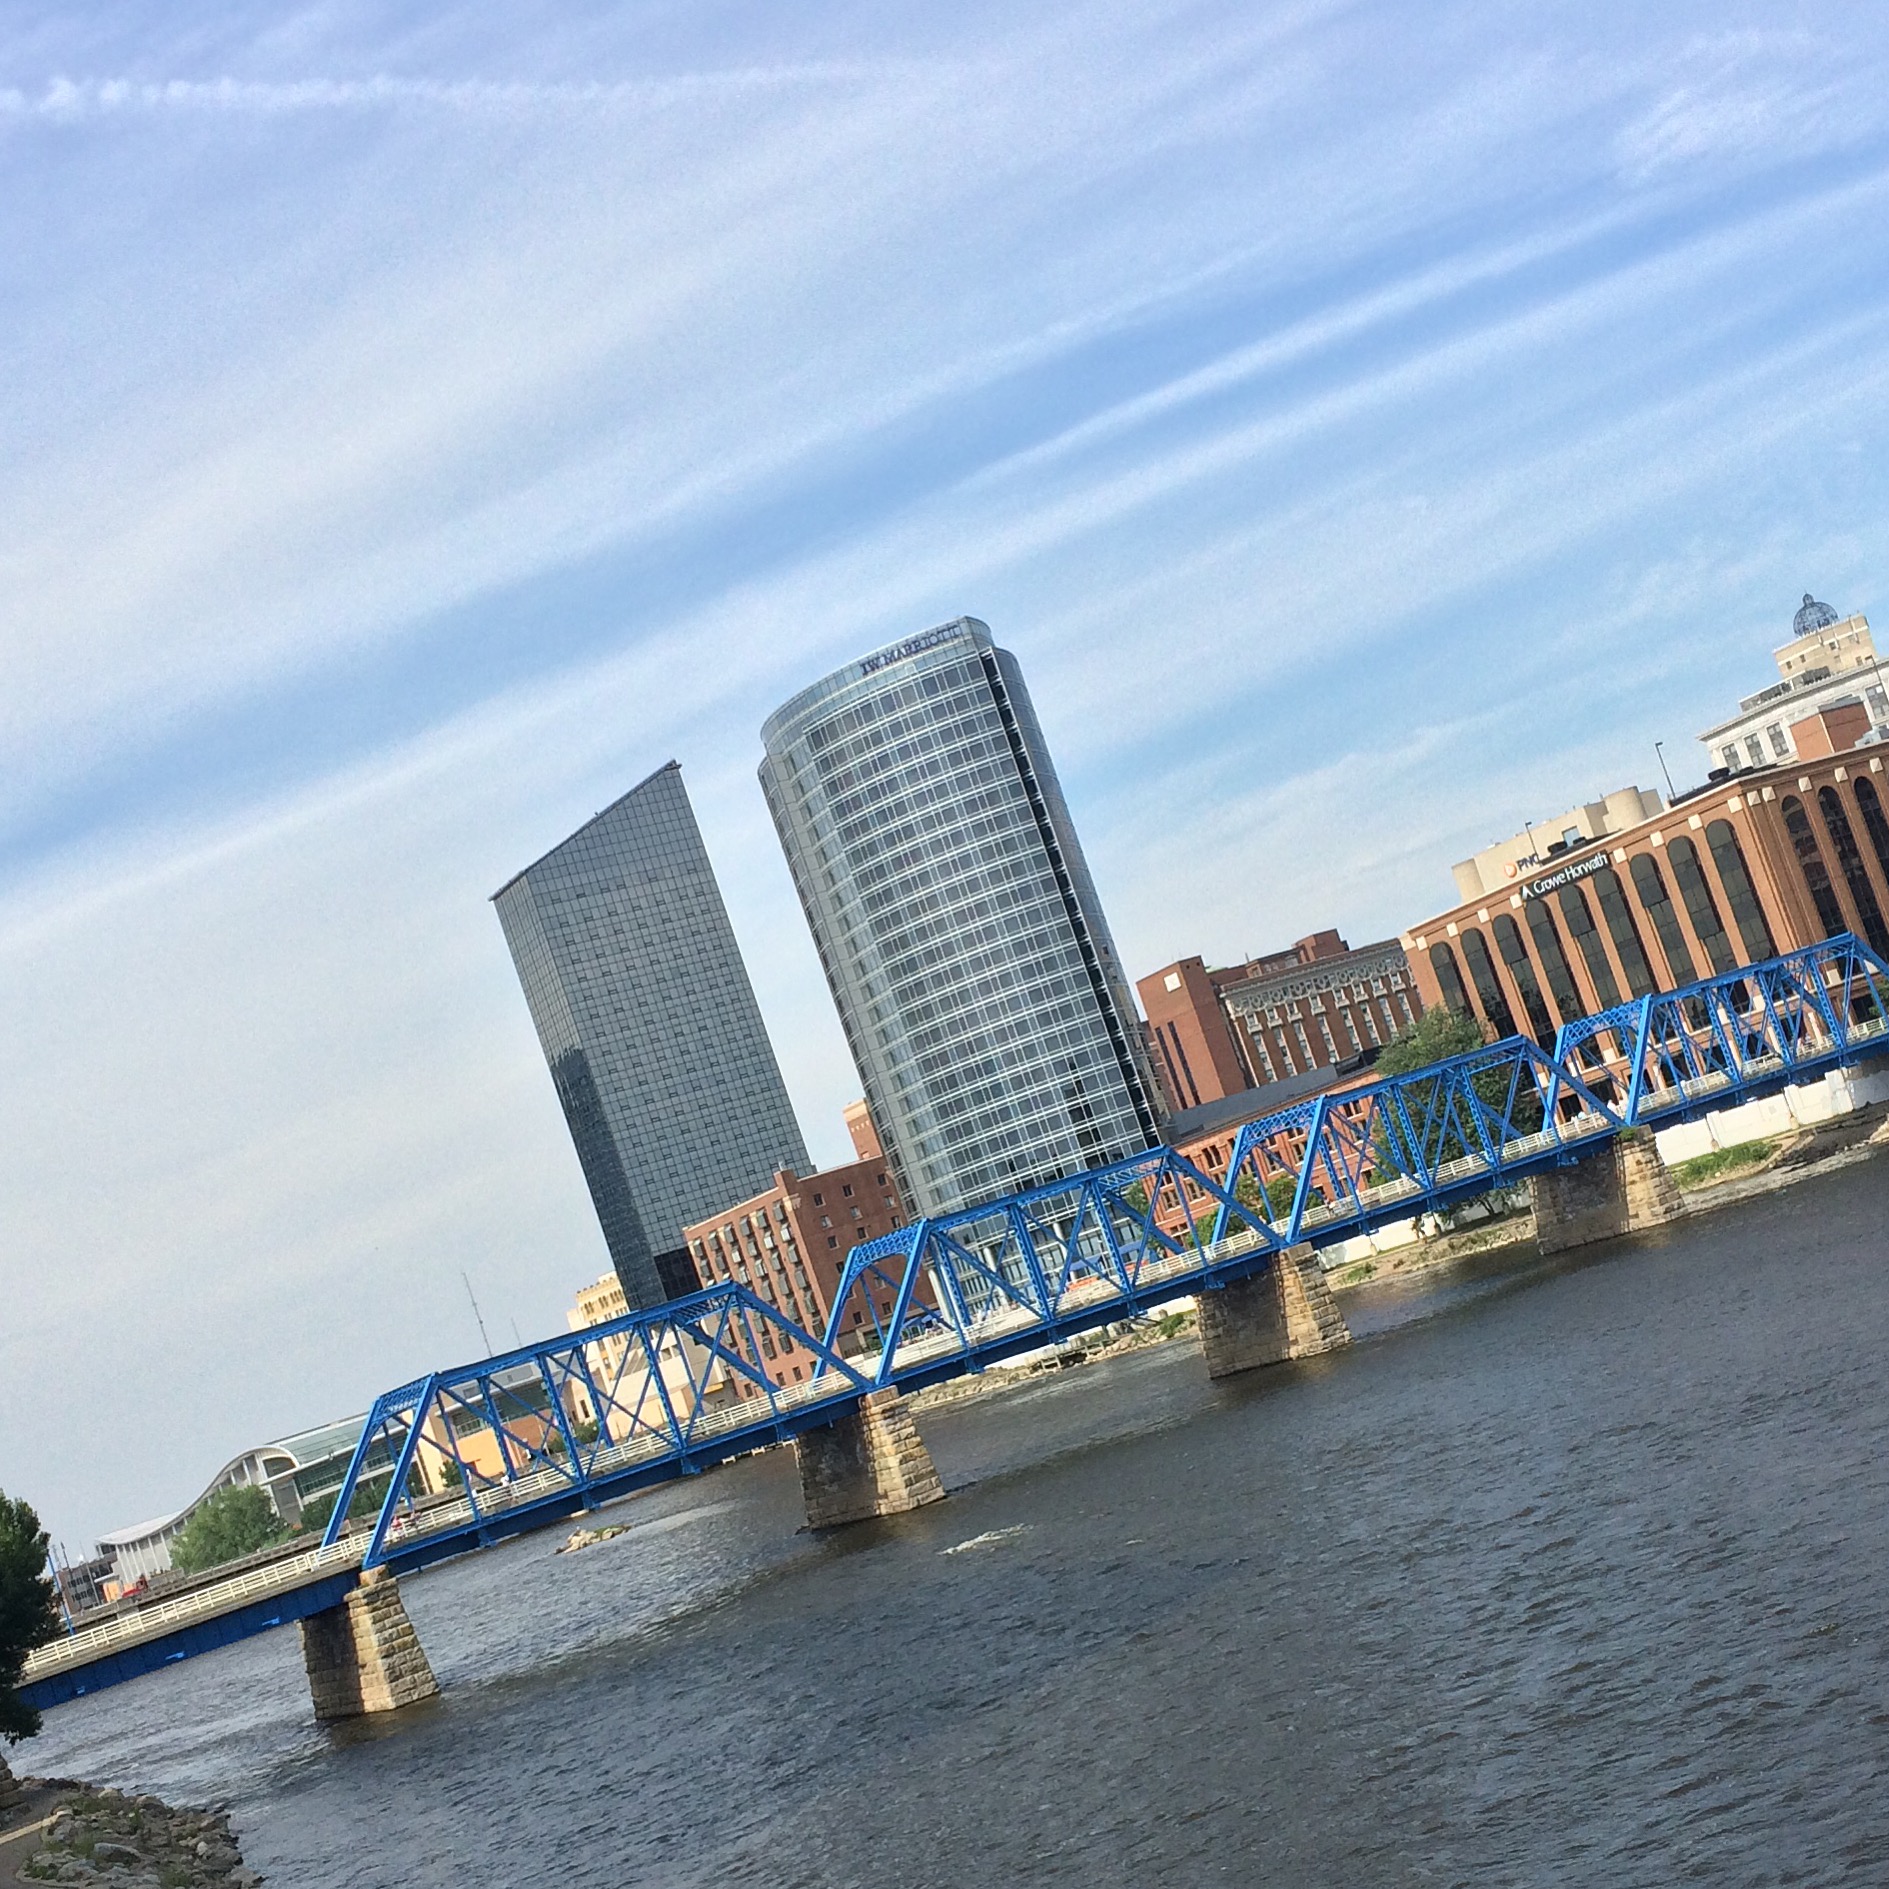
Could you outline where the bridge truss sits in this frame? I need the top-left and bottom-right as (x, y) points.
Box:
(326, 935), (1888, 1574)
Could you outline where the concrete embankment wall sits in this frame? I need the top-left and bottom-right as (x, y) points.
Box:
(1653, 1066), (1889, 1164)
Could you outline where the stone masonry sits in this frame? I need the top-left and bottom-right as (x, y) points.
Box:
(1196, 1243), (1352, 1379)
(299, 1567), (439, 1721)
(796, 1388), (946, 1528)
(1531, 1134), (1686, 1255)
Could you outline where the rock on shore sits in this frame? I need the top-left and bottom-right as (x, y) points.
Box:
(7, 1773), (261, 1888)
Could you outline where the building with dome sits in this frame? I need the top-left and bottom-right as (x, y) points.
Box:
(1697, 594), (1884, 775)
(1396, 592), (1889, 1043)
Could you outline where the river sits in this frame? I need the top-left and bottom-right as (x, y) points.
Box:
(27, 1156), (1889, 1885)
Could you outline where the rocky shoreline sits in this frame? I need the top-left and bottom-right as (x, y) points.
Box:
(0, 1758), (260, 1889)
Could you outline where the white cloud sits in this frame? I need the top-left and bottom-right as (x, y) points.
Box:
(0, 67), (910, 121)
(6, 0), (1889, 1549)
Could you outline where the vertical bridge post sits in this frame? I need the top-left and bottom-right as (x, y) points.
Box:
(1197, 1243), (1351, 1379)
(299, 1568), (439, 1721)
(1531, 1134), (1686, 1254)
(796, 1388), (945, 1527)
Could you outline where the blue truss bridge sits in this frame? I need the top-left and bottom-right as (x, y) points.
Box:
(22, 934), (1889, 1713)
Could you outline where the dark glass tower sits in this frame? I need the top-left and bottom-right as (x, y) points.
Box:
(760, 618), (1163, 1218)
(493, 761), (809, 1310)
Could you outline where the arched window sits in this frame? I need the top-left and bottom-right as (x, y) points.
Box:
(1667, 837), (1737, 974)
(1591, 867), (1658, 997)
(1852, 778), (1889, 900)
(1428, 942), (1474, 1019)
(1459, 927), (1517, 1037)
(1524, 897), (1586, 1023)
(1630, 854), (1698, 985)
(1493, 914), (1557, 1047)
(1704, 821), (1776, 964)
(1556, 884), (1622, 1008)
(1817, 787), (1889, 954)
(1781, 796), (1848, 938)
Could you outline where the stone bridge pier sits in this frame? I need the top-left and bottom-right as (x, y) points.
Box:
(1531, 1133), (1686, 1254)
(299, 1568), (439, 1721)
(796, 1388), (946, 1528)
(1197, 1243), (1352, 1379)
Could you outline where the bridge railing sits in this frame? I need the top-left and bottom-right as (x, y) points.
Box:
(22, 1537), (368, 1682)
(326, 934), (1889, 1571)
(1550, 936), (1889, 1120)
(815, 937), (1889, 1391)
(321, 1280), (881, 1566)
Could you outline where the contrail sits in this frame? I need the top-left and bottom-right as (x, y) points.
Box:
(0, 66), (901, 121)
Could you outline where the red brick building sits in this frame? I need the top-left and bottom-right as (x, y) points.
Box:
(842, 1099), (883, 1161)
(1138, 931), (1421, 1114)
(1404, 745), (1889, 1038)
(683, 1154), (907, 1373)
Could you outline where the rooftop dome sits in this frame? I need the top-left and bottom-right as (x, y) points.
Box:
(1794, 593), (1840, 636)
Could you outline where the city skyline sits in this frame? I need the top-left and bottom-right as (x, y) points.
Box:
(7, 0), (1889, 1551)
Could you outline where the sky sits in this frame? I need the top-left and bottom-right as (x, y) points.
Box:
(4, 0), (1889, 1552)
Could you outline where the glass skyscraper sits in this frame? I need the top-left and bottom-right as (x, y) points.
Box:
(493, 761), (810, 1310)
(760, 618), (1162, 1218)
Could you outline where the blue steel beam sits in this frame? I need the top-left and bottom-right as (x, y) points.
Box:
(33, 935), (1889, 1711)
(16, 1570), (362, 1712)
(297, 936), (1885, 1579)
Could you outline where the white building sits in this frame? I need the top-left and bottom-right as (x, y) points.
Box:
(1697, 595), (1886, 776)
(1451, 787), (1665, 903)
(95, 1415), (367, 1593)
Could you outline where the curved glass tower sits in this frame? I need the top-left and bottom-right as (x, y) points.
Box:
(760, 618), (1162, 1217)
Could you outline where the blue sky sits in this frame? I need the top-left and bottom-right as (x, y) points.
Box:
(4, 1), (1888, 1549)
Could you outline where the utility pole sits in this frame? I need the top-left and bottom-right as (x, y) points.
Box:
(1654, 740), (1677, 802)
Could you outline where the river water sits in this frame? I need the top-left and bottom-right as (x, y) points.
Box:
(28, 1157), (1889, 1886)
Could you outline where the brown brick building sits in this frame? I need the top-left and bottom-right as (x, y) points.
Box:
(1404, 746), (1889, 1039)
(683, 1154), (906, 1373)
(1138, 931), (1421, 1114)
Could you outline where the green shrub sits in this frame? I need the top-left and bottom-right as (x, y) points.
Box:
(1669, 1139), (1777, 1189)
(170, 1487), (290, 1574)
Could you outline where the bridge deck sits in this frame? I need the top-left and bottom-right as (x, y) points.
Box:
(20, 1539), (367, 1709)
(27, 936), (1889, 1711)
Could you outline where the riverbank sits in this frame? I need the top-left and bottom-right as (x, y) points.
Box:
(0, 1760), (259, 1888)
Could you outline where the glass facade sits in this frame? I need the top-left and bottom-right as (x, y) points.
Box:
(1493, 913), (1556, 1046)
(1557, 884), (1621, 1009)
(1591, 868), (1657, 998)
(1667, 837), (1738, 975)
(493, 761), (810, 1311)
(760, 618), (1162, 1217)
(1704, 821), (1777, 964)
(1458, 927), (1517, 1037)
(1781, 795), (1848, 940)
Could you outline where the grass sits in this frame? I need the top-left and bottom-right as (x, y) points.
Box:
(1668, 1138), (1779, 1190)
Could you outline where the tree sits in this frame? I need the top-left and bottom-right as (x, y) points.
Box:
(1371, 1006), (1487, 1078)
(1368, 1006), (1541, 1185)
(0, 1492), (59, 1744)
(169, 1487), (289, 1575)
(297, 1476), (392, 1537)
